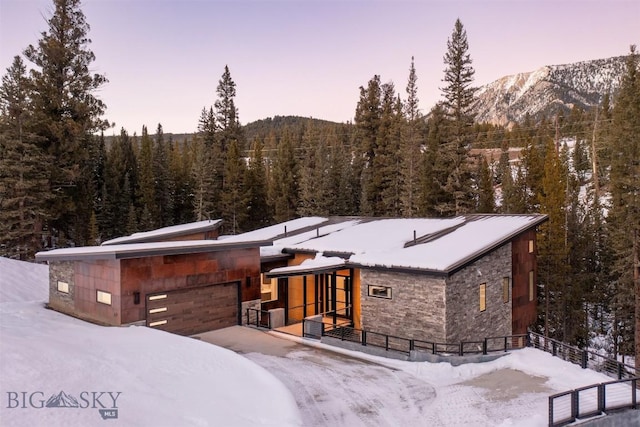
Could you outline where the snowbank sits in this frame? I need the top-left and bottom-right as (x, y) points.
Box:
(0, 258), (302, 427)
(0, 256), (48, 303)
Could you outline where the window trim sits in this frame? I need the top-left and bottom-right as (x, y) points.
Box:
(367, 285), (392, 299)
(57, 280), (69, 294)
(529, 270), (535, 301)
(96, 290), (112, 306)
(479, 283), (486, 312)
(502, 277), (510, 303)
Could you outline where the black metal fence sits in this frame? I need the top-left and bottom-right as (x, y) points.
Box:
(245, 307), (270, 329)
(548, 377), (639, 426)
(530, 332), (636, 381)
(302, 319), (528, 357)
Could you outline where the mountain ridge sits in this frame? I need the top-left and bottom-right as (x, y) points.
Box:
(473, 55), (627, 126)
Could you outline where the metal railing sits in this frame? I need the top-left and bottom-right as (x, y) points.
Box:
(549, 377), (639, 426)
(302, 319), (528, 357)
(530, 332), (637, 380)
(245, 307), (270, 329)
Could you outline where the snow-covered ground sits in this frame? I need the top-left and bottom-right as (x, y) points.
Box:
(0, 257), (302, 427)
(0, 257), (618, 426)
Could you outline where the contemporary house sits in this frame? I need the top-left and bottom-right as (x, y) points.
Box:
(36, 214), (546, 342)
(224, 214), (547, 342)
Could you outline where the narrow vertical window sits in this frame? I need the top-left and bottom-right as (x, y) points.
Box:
(479, 283), (486, 312)
(528, 239), (535, 253)
(502, 277), (510, 303)
(529, 270), (535, 301)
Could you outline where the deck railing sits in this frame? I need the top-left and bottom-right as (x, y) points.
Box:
(549, 377), (639, 426)
(301, 319), (528, 357)
(245, 307), (270, 329)
(529, 332), (636, 381)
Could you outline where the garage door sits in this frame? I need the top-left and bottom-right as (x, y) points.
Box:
(146, 282), (239, 335)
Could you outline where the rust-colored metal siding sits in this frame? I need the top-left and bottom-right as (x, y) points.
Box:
(511, 230), (538, 335)
(120, 247), (260, 325)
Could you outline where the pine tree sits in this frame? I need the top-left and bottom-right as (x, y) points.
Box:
(169, 137), (194, 224)
(153, 125), (174, 227)
(401, 57), (422, 217)
(354, 75), (382, 216)
(607, 46), (640, 368)
(419, 103), (449, 216)
(270, 131), (299, 222)
(537, 139), (570, 341)
(191, 134), (217, 221)
(137, 125), (156, 229)
(476, 156), (495, 213)
(328, 126), (358, 215)
(24, 0), (109, 246)
(298, 124), (332, 216)
(195, 107), (220, 219)
(102, 129), (133, 239)
(374, 84), (403, 216)
(440, 18), (477, 215)
(245, 138), (271, 229)
(220, 139), (248, 234)
(0, 56), (52, 259)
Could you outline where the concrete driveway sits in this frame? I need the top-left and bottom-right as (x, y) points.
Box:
(194, 326), (555, 427)
(195, 326), (436, 426)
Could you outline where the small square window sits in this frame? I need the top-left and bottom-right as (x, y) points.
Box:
(57, 281), (69, 294)
(479, 283), (486, 312)
(502, 277), (510, 303)
(97, 290), (112, 305)
(368, 285), (392, 299)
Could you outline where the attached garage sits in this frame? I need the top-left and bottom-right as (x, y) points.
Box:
(37, 238), (268, 333)
(146, 282), (240, 335)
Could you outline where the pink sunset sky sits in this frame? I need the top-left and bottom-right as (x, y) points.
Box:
(1, 0), (638, 135)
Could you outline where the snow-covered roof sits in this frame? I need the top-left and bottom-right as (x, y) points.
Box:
(36, 238), (271, 262)
(101, 219), (223, 245)
(265, 214), (547, 275)
(221, 217), (329, 243)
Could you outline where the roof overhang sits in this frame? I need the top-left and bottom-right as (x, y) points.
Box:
(265, 257), (347, 279)
(101, 219), (223, 245)
(36, 239), (272, 263)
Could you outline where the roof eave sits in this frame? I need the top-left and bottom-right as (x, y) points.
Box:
(35, 239), (272, 263)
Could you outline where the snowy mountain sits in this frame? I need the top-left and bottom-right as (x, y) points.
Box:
(474, 56), (627, 126)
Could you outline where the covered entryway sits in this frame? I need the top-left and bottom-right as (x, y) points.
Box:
(146, 282), (239, 335)
(263, 261), (359, 331)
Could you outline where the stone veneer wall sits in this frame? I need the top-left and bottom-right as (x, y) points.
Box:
(241, 299), (261, 325)
(49, 261), (75, 315)
(445, 243), (512, 343)
(359, 270), (446, 342)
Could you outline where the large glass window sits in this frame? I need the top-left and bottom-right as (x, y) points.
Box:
(261, 274), (278, 302)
